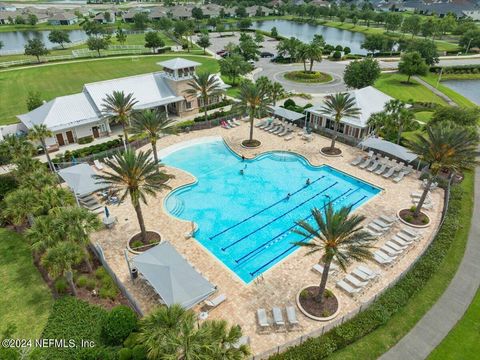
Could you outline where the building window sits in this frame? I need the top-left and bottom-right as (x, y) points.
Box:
(185, 101), (192, 109)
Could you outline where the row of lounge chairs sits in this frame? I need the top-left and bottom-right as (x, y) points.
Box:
(411, 191), (434, 210)
(257, 306), (299, 331)
(257, 119), (295, 139)
(351, 152), (414, 183)
(374, 228), (422, 265)
(365, 214), (397, 237)
(78, 193), (103, 214)
(336, 265), (379, 296)
(221, 119), (242, 129)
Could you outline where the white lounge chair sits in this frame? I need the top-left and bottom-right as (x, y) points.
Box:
(284, 135), (294, 141)
(392, 234), (414, 246)
(255, 120), (267, 128)
(232, 118), (241, 126)
(273, 126), (284, 135)
(367, 160), (380, 172)
(351, 155), (363, 166)
(337, 280), (361, 295)
(373, 250), (394, 265)
(257, 309), (270, 329)
(205, 294), (226, 308)
(380, 214), (397, 224)
(380, 245), (402, 257)
(382, 166), (396, 178)
(372, 218), (392, 229)
(385, 240), (407, 251)
(313, 262), (339, 274)
(393, 171), (407, 183)
(352, 268), (374, 282)
(374, 162), (388, 175)
(272, 307), (285, 327)
(367, 222), (387, 234)
(400, 227), (421, 239)
(345, 274), (368, 288)
(359, 157), (373, 169)
(286, 306), (299, 326)
(357, 265), (378, 279)
(93, 159), (104, 171)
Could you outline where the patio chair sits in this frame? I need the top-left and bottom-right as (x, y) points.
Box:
(313, 262), (338, 275)
(93, 159), (104, 171)
(395, 232), (416, 243)
(357, 265), (378, 279)
(232, 118), (241, 126)
(391, 235), (413, 247)
(204, 293), (226, 308)
(337, 280), (362, 296)
(367, 222), (387, 234)
(400, 227), (421, 239)
(257, 309), (270, 329)
(273, 126), (284, 135)
(385, 240), (407, 252)
(259, 120), (272, 129)
(255, 120), (267, 128)
(286, 306), (299, 327)
(380, 245), (402, 257)
(345, 274), (369, 288)
(392, 171), (407, 183)
(284, 135), (294, 141)
(374, 161), (389, 175)
(227, 120), (238, 127)
(272, 307), (285, 327)
(352, 268), (373, 282)
(380, 214), (397, 224)
(382, 166), (396, 179)
(372, 218), (392, 229)
(359, 157), (373, 169)
(367, 159), (380, 172)
(350, 155), (363, 166)
(373, 250), (395, 265)
(278, 127), (289, 137)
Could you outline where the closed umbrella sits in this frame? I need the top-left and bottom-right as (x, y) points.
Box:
(104, 206), (110, 218)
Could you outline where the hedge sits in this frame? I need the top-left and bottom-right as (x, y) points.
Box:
(53, 139), (122, 163)
(270, 180), (465, 359)
(430, 64), (480, 74)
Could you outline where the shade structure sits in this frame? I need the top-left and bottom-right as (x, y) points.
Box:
(271, 105), (306, 122)
(58, 163), (107, 197)
(133, 242), (216, 309)
(359, 137), (418, 163)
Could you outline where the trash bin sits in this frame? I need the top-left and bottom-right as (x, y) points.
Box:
(131, 267), (138, 279)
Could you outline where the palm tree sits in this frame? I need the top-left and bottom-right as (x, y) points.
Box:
(27, 215), (60, 254)
(21, 167), (58, 192)
(306, 43), (323, 72)
(320, 93), (361, 151)
(28, 124), (55, 172)
(38, 186), (76, 214)
(384, 99), (415, 144)
(138, 304), (249, 360)
(0, 134), (34, 163)
(235, 82), (271, 144)
(2, 188), (41, 228)
(95, 149), (169, 243)
(41, 241), (83, 296)
(298, 43), (309, 72)
(293, 203), (375, 304)
(270, 82), (285, 107)
(131, 109), (177, 165)
(405, 124), (478, 217)
(102, 91), (138, 145)
(184, 72), (224, 124)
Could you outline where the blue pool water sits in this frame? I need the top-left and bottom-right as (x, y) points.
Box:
(163, 139), (380, 283)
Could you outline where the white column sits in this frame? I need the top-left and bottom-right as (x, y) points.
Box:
(164, 105), (169, 119)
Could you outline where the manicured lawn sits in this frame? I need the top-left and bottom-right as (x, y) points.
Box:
(414, 111), (434, 123)
(327, 172), (474, 360)
(0, 228), (53, 339)
(428, 288), (480, 360)
(0, 54), (218, 125)
(374, 73), (447, 105)
(420, 73), (477, 108)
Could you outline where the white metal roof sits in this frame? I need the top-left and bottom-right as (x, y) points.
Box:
(307, 86), (394, 128)
(359, 137), (418, 162)
(271, 105), (305, 121)
(58, 163), (107, 196)
(157, 58), (201, 70)
(17, 93), (100, 132)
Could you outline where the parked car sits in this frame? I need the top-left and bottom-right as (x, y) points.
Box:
(220, 52), (230, 58)
(216, 50), (227, 55)
(260, 51), (275, 58)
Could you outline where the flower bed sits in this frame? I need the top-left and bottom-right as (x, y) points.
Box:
(297, 286), (339, 321)
(284, 71), (333, 84)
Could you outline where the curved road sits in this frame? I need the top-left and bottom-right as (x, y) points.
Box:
(381, 166), (480, 360)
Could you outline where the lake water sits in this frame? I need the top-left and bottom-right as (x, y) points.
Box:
(442, 79), (480, 105)
(252, 19), (367, 55)
(0, 30), (87, 52)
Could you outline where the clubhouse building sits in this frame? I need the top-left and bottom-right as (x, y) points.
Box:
(17, 58), (229, 150)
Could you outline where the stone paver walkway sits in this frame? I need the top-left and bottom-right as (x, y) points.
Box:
(413, 76), (457, 107)
(381, 165), (480, 360)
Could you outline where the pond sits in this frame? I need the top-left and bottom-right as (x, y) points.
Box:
(0, 30), (87, 52)
(251, 19), (367, 55)
(442, 79), (480, 105)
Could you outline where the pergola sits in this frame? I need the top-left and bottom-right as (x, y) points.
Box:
(58, 163), (106, 197)
(359, 137), (418, 163)
(271, 105), (306, 123)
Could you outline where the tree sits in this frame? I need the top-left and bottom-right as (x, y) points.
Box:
(131, 109), (176, 165)
(191, 7), (203, 20)
(15, 15), (25, 24)
(24, 38), (49, 63)
(276, 37), (303, 61)
(404, 39), (439, 66)
(238, 34), (260, 60)
(0, 135), (34, 165)
(430, 106), (479, 127)
(101, 91), (138, 144)
(48, 29), (71, 49)
(235, 6), (247, 18)
(28, 124), (55, 172)
(219, 54), (250, 86)
(312, 34), (326, 48)
(95, 149), (169, 243)
(115, 26), (127, 45)
(401, 15), (421, 37)
(361, 34), (388, 55)
(184, 72), (223, 124)
(270, 26), (278, 38)
(86, 35), (110, 57)
(405, 124), (478, 217)
(27, 13), (38, 26)
(2, 188), (41, 227)
(133, 12), (149, 30)
(305, 42), (323, 72)
(26, 90), (43, 111)
(293, 203), (374, 304)
(398, 51), (429, 83)
(197, 33), (211, 54)
(384, 99), (415, 144)
(42, 241), (83, 296)
(238, 18), (252, 31)
(234, 82), (271, 144)
(83, 20), (104, 36)
(156, 17), (173, 32)
(319, 93), (361, 150)
(144, 31), (165, 53)
(254, 32), (264, 46)
(173, 20), (187, 40)
(343, 58), (381, 89)
(138, 304), (249, 360)
(459, 29), (480, 51)
(270, 82), (285, 106)
(385, 12), (402, 33)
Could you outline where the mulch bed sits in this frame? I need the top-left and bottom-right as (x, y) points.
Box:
(399, 208), (430, 226)
(129, 231), (161, 252)
(321, 147), (342, 156)
(299, 286), (339, 318)
(242, 139), (261, 148)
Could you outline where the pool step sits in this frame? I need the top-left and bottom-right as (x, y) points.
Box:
(168, 196), (185, 216)
(268, 153), (298, 162)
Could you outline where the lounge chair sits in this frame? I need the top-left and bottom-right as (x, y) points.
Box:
(93, 159), (104, 171)
(228, 120), (238, 127)
(263, 122), (275, 131)
(374, 162), (388, 175)
(286, 306), (299, 327)
(257, 309), (270, 329)
(232, 118), (241, 126)
(367, 222), (387, 234)
(313, 262), (338, 274)
(337, 280), (361, 295)
(352, 268), (374, 282)
(269, 124), (281, 133)
(400, 227), (420, 239)
(373, 250), (395, 265)
(205, 293), (226, 308)
(392, 234), (414, 246)
(367, 160), (380, 172)
(278, 128), (289, 137)
(273, 126), (284, 135)
(259, 121), (272, 129)
(284, 135), (294, 141)
(393, 171), (407, 183)
(372, 218), (392, 229)
(359, 157), (373, 169)
(221, 121), (230, 129)
(385, 240), (407, 251)
(380, 245), (402, 257)
(366, 228), (383, 237)
(272, 307), (285, 327)
(255, 120), (267, 128)
(357, 265), (378, 279)
(395, 232), (416, 243)
(380, 214), (397, 224)
(382, 166), (396, 179)
(345, 274), (368, 288)
(351, 155), (363, 166)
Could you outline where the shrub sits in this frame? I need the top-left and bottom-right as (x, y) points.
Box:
(131, 345), (148, 360)
(101, 305), (137, 345)
(321, 310), (331, 317)
(335, 45), (343, 51)
(76, 346), (118, 360)
(85, 278), (97, 291)
(78, 136), (94, 145)
(55, 277), (68, 294)
(0, 174), (17, 201)
(99, 286), (119, 300)
(284, 98), (296, 108)
(343, 47), (351, 55)
(332, 51), (342, 60)
(324, 289), (334, 298)
(118, 348), (133, 360)
(410, 205), (417, 212)
(176, 120), (196, 129)
(131, 240), (143, 249)
(76, 274), (89, 288)
(405, 215), (414, 222)
(300, 289), (308, 299)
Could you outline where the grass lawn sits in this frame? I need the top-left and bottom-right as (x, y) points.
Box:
(428, 288), (480, 360)
(374, 73), (447, 105)
(0, 228), (53, 339)
(414, 111), (434, 123)
(327, 172), (474, 360)
(420, 73), (477, 108)
(0, 54), (218, 125)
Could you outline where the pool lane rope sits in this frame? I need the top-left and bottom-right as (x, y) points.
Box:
(248, 192), (367, 277)
(221, 181), (338, 251)
(210, 176), (325, 241)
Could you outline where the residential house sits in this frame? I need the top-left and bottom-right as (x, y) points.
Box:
(17, 58), (229, 149)
(310, 0), (330, 7)
(245, 6), (274, 16)
(304, 86), (394, 140)
(0, 2), (16, 11)
(202, 4), (223, 18)
(148, 6), (167, 21)
(48, 12), (78, 25)
(122, 7), (149, 23)
(168, 5), (194, 20)
(93, 11), (115, 24)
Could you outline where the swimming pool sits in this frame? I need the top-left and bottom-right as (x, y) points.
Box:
(163, 138), (380, 283)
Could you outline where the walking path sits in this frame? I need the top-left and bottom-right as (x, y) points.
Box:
(413, 76), (457, 107)
(381, 165), (480, 360)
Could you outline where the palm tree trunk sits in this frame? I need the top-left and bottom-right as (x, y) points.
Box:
(330, 120), (338, 150)
(42, 140), (55, 172)
(414, 177), (432, 217)
(309, 59), (314, 72)
(249, 115), (254, 141)
(66, 271), (77, 296)
(122, 125), (129, 148)
(83, 248), (93, 273)
(303, 60), (307, 72)
(204, 95), (209, 123)
(397, 125), (403, 144)
(151, 140), (159, 165)
(133, 202), (147, 243)
(407, 74), (411, 83)
(316, 260), (331, 303)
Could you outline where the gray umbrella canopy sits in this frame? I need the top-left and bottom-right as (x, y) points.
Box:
(133, 242), (216, 309)
(359, 137), (418, 163)
(58, 163), (107, 197)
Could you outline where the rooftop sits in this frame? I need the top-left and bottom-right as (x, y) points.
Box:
(157, 58), (201, 70)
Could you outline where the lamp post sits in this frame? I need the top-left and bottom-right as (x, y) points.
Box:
(465, 37), (473, 55)
(118, 134), (127, 151)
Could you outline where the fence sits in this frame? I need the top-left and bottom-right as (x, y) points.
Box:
(253, 180), (452, 359)
(311, 126), (361, 147)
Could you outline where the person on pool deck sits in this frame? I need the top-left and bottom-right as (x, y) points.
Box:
(306, 178), (311, 186)
(241, 155), (245, 161)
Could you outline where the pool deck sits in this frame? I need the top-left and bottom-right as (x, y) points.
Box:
(90, 121), (444, 357)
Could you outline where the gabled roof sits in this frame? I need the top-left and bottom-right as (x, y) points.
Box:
(158, 58), (201, 70)
(49, 12), (77, 21)
(17, 93), (100, 131)
(58, 163), (107, 196)
(271, 105), (305, 121)
(83, 73), (184, 111)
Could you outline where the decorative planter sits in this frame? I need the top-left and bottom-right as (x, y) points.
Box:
(240, 140), (262, 149)
(397, 209), (431, 229)
(296, 285), (340, 322)
(320, 148), (343, 157)
(127, 230), (162, 254)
